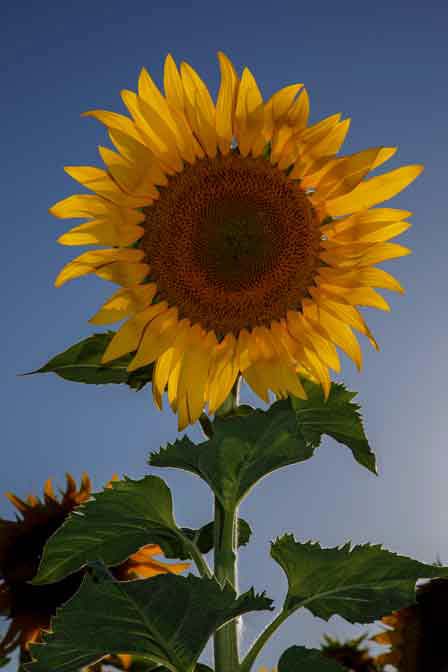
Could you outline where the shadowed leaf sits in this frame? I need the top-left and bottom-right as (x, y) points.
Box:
(33, 476), (189, 585)
(25, 332), (153, 390)
(279, 646), (345, 671)
(28, 569), (272, 672)
(271, 534), (448, 622)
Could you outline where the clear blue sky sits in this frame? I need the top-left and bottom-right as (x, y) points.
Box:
(1, 0), (447, 668)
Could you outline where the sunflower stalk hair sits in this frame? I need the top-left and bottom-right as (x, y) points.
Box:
(213, 379), (241, 671)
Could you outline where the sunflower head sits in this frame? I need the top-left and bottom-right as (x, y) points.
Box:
(322, 634), (380, 671)
(0, 474), (189, 657)
(52, 53), (422, 429)
(373, 578), (448, 671)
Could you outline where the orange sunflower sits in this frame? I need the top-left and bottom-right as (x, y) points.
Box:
(0, 474), (189, 658)
(373, 578), (448, 671)
(51, 53), (422, 429)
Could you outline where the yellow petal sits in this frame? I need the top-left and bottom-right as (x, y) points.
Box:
(320, 241), (411, 268)
(121, 89), (182, 174)
(127, 308), (179, 371)
(335, 219), (411, 244)
(264, 83), (303, 137)
(325, 164), (424, 216)
(317, 266), (405, 293)
(303, 301), (362, 370)
(96, 261), (149, 287)
(177, 327), (217, 426)
(243, 363), (271, 403)
(311, 147), (386, 200)
(82, 109), (142, 142)
(287, 88), (310, 130)
(58, 219), (143, 247)
(50, 194), (144, 222)
(64, 166), (149, 208)
(181, 61), (217, 158)
(89, 285), (157, 325)
(320, 284), (390, 311)
(55, 249), (144, 287)
(152, 319), (191, 410)
(235, 68), (265, 157)
(164, 54), (185, 111)
(102, 302), (168, 363)
(216, 51), (239, 155)
(98, 146), (160, 201)
(108, 129), (168, 186)
(310, 289), (378, 349)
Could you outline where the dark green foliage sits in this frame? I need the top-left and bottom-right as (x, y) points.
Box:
(28, 569), (272, 672)
(271, 534), (448, 622)
(26, 332), (153, 390)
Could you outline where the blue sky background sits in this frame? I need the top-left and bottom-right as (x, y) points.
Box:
(1, 0), (447, 668)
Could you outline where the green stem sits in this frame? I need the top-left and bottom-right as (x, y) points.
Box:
(181, 535), (213, 579)
(240, 609), (290, 672)
(213, 497), (239, 671)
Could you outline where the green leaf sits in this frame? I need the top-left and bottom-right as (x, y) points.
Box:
(33, 476), (189, 585)
(150, 403), (315, 510)
(278, 646), (345, 671)
(151, 380), (375, 510)
(290, 378), (376, 474)
(28, 569), (272, 672)
(0, 657), (10, 669)
(25, 332), (153, 389)
(182, 518), (252, 554)
(271, 534), (448, 623)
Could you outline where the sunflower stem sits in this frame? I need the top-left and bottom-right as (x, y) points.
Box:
(213, 379), (241, 671)
(213, 498), (240, 671)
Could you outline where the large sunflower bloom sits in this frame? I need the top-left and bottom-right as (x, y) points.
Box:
(51, 53), (423, 429)
(0, 474), (189, 657)
(373, 578), (448, 671)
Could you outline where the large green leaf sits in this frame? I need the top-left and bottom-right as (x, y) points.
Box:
(151, 379), (374, 509)
(278, 646), (345, 671)
(150, 404), (315, 510)
(25, 332), (153, 389)
(271, 534), (448, 622)
(33, 476), (190, 585)
(28, 567), (272, 672)
(290, 378), (376, 474)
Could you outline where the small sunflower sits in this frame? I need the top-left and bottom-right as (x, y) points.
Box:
(0, 474), (189, 658)
(51, 53), (422, 429)
(322, 634), (380, 671)
(373, 578), (448, 671)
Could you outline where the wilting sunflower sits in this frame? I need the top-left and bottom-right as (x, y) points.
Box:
(322, 634), (380, 671)
(0, 474), (189, 658)
(51, 53), (423, 429)
(373, 578), (448, 671)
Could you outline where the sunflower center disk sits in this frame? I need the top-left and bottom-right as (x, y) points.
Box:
(143, 154), (321, 335)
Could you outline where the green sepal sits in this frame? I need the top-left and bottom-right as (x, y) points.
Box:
(278, 646), (345, 671)
(25, 332), (153, 390)
(271, 533), (448, 622)
(33, 476), (190, 585)
(27, 568), (272, 672)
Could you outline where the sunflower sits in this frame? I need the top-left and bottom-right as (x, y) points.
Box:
(322, 634), (380, 671)
(51, 53), (422, 429)
(373, 578), (448, 671)
(0, 474), (189, 659)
